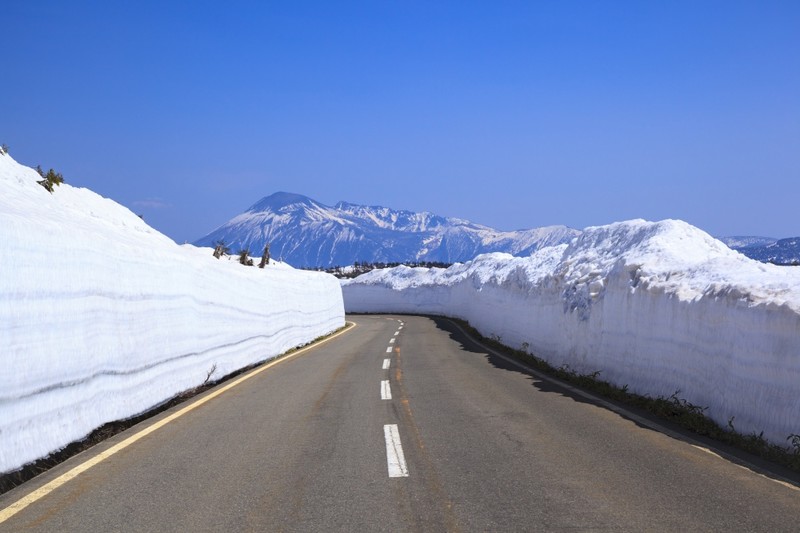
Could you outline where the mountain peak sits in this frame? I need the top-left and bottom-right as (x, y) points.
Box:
(195, 192), (581, 268)
(247, 192), (320, 213)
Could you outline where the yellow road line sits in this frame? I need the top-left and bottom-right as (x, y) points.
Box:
(0, 322), (355, 524)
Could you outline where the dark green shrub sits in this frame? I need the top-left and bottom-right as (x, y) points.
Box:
(36, 166), (64, 193)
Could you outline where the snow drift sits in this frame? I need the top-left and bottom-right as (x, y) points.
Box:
(342, 220), (800, 445)
(0, 153), (344, 474)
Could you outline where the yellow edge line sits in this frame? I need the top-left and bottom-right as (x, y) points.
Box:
(0, 322), (356, 524)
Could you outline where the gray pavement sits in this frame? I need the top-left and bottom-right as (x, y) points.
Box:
(1, 314), (799, 532)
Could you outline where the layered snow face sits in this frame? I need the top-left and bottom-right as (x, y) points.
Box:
(194, 192), (580, 268)
(343, 219), (800, 445)
(0, 154), (344, 474)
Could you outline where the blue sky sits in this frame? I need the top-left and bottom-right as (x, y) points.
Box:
(2, 1), (798, 241)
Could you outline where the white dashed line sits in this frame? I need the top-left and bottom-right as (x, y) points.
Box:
(389, 338), (395, 344)
(386, 346), (392, 353)
(381, 380), (392, 400)
(383, 424), (409, 477)
(394, 331), (399, 336)
(383, 359), (391, 370)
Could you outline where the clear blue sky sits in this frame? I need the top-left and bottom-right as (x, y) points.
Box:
(2, 1), (798, 241)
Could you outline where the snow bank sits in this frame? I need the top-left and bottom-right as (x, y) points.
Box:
(343, 220), (800, 445)
(0, 154), (344, 474)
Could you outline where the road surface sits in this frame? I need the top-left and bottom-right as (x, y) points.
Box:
(1, 314), (799, 531)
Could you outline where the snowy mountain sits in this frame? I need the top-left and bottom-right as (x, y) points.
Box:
(731, 238), (800, 265)
(716, 236), (800, 265)
(717, 236), (778, 249)
(194, 192), (580, 268)
(0, 154), (343, 474)
(343, 219), (800, 446)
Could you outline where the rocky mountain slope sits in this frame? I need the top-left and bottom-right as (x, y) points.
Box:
(720, 236), (800, 265)
(194, 192), (580, 268)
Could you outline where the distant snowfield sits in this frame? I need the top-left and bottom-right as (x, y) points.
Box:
(343, 220), (800, 446)
(0, 154), (344, 474)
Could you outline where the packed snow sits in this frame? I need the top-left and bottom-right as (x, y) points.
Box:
(0, 154), (344, 474)
(343, 220), (800, 445)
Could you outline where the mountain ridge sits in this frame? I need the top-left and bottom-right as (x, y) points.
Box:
(718, 236), (799, 264)
(194, 192), (580, 268)
(194, 192), (800, 268)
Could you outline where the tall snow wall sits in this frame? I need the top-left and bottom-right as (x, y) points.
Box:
(342, 220), (800, 446)
(0, 153), (344, 474)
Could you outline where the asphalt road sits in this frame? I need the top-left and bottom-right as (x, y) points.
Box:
(1, 314), (799, 532)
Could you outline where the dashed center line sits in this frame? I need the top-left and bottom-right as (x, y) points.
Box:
(381, 322), (407, 478)
(383, 424), (409, 477)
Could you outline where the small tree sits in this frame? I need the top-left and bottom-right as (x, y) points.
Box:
(36, 167), (64, 193)
(258, 243), (271, 268)
(0, 143), (8, 155)
(213, 240), (230, 259)
(238, 249), (254, 266)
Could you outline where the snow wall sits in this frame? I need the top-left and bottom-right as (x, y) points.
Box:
(343, 220), (800, 446)
(0, 153), (344, 474)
